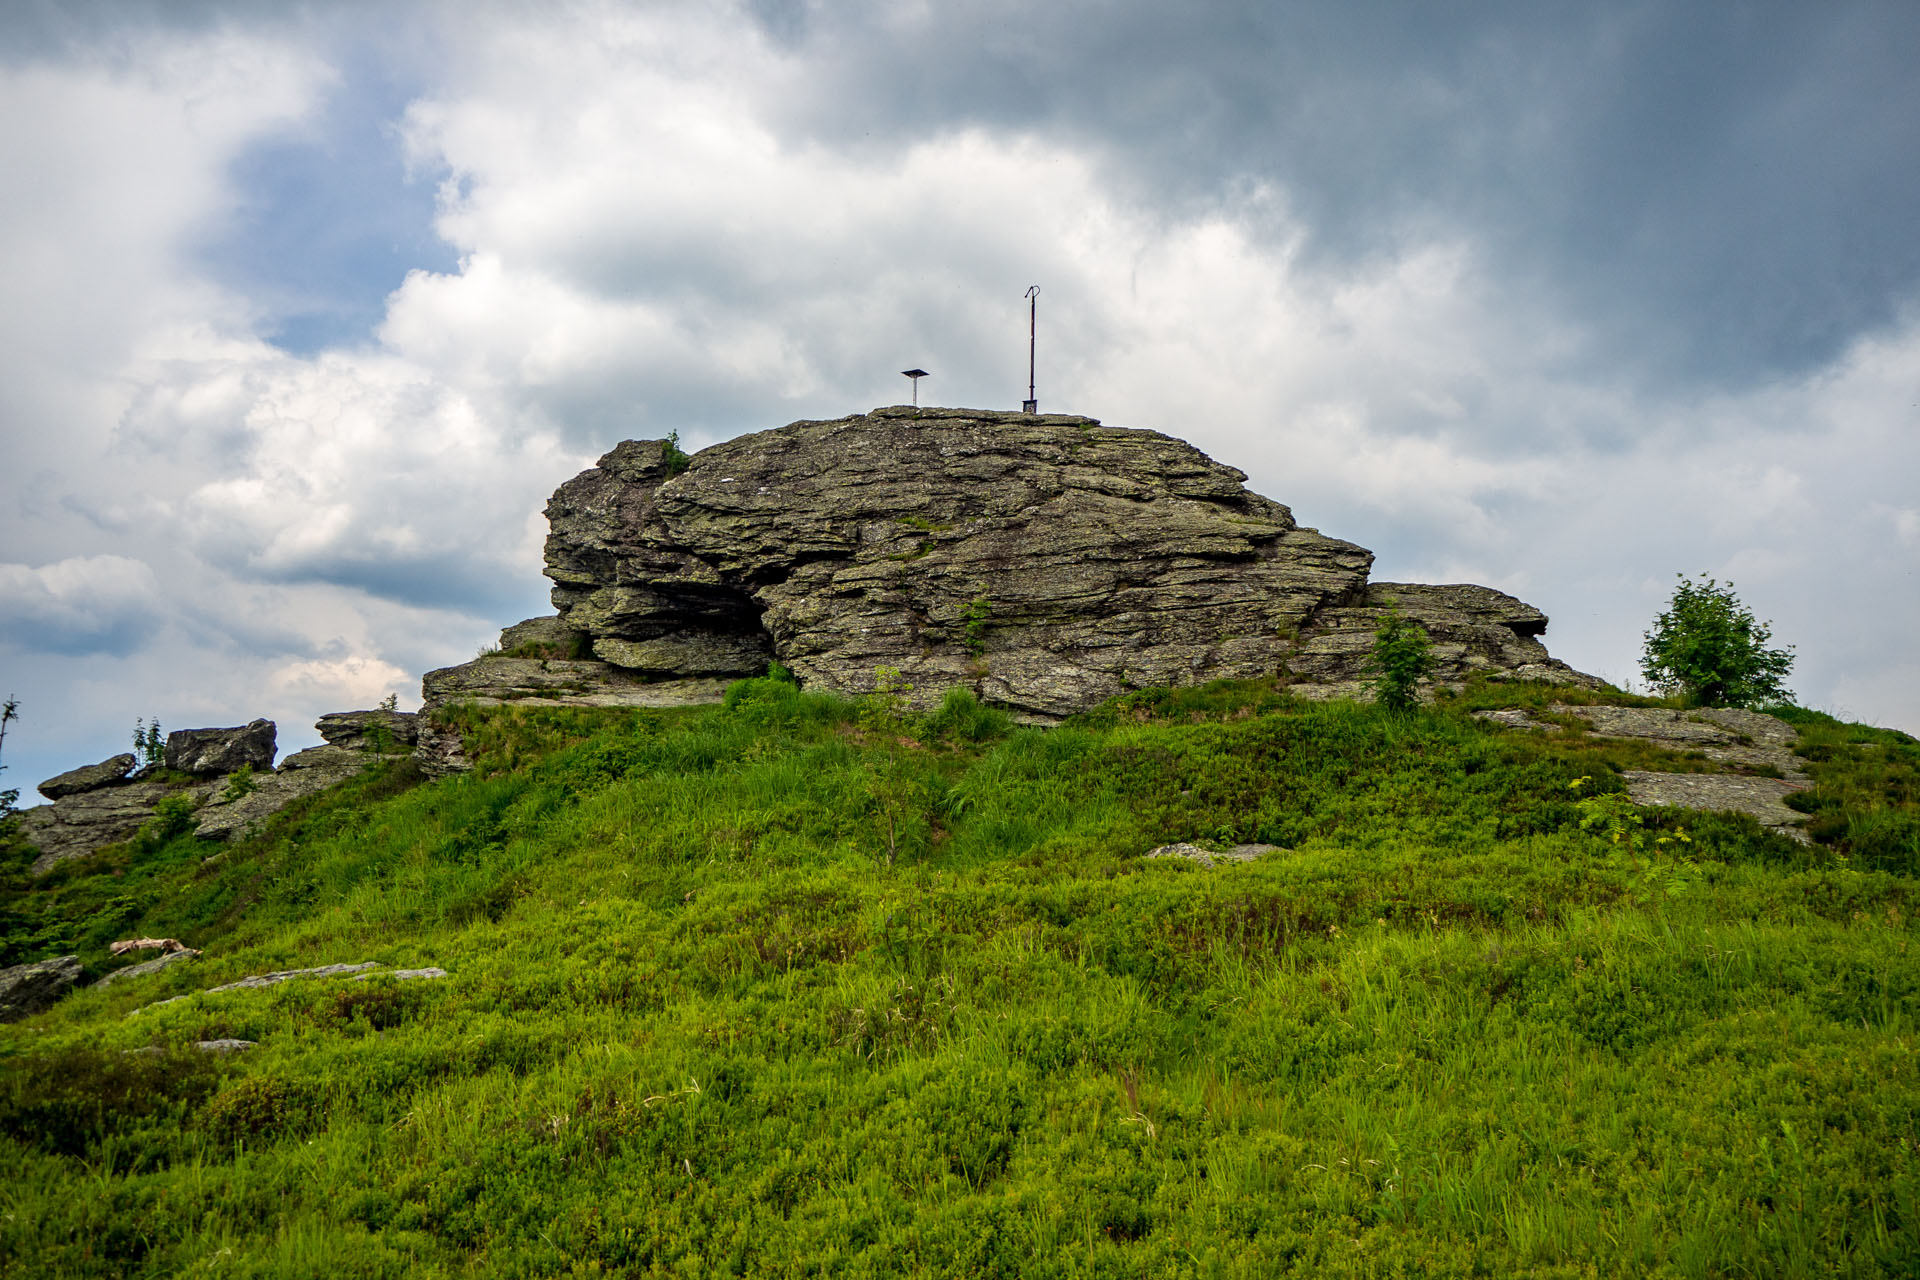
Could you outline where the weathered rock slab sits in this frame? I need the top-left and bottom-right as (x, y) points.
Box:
(38, 753), (137, 800)
(1561, 705), (1805, 777)
(192, 756), (367, 842)
(1288, 584), (1606, 702)
(96, 948), (202, 988)
(166, 720), (276, 775)
(1623, 771), (1811, 841)
(499, 615), (589, 656)
(196, 1039), (256, 1054)
(315, 710), (419, 751)
(1145, 842), (1281, 868)
(0, 955), (84, 1022)
(131, 961), (446, 1015)
(20, 777), (219, 875)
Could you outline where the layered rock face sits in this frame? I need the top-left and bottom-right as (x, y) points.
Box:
(540, 407), (1598, 717)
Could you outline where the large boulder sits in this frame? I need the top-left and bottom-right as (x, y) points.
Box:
(17, 777), (219, 876)
(541, 406), (1599, 717)
(38, 752), (137, 800)
(0, 955), (84, 1022)
(498, 615), (590, 656)
(164, 720), (276, 776)
(314, 710), (419, 751)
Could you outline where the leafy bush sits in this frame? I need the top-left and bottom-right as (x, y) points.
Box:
(219, 764), (259, 802)
(662, 429), (691, 476)
(1640, 573), (1794, 707)
(1368, 612), (1434, 711)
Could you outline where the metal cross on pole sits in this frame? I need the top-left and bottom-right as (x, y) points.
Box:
(1022, 286), (1039, 414)
(901, 368), (928, 406)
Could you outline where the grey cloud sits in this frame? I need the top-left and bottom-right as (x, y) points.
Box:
(746, 1), (1920, 397)
(0, 555), (164, 657)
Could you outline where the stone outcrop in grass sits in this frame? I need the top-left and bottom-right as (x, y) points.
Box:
(536, 406), (1601, 717)
(0, 955), (83, 1022)
(19, 710), (420, 875)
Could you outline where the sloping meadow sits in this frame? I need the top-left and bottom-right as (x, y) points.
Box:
(1, 676), (1915, 1277)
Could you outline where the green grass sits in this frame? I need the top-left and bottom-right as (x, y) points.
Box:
(1, 677), (1915, 1277)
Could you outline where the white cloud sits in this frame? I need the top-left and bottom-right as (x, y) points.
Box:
(269, 654), (413, 710)
(0, 554), (163, 655)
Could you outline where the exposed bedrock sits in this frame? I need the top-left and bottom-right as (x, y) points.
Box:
(539, 407), (1601, 718)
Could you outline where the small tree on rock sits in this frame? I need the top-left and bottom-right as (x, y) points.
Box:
(1640, 573), (1794, 708)
(1369, 612), (1435, 712)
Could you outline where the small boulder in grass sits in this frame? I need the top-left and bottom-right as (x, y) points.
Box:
(1144, 843), (1281, 868)
(0, 955), (84, 1022)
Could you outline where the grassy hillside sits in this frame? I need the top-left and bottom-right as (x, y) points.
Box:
(1, 675), (1915, 1278)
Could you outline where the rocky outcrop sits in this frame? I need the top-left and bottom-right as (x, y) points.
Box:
(1286, 583), (1598, 700)
(498, 615), (589, 657)
(536, 406), (1599, 717)
(0, 955), (84, 1022)
(37, 753), (137, 800)
(165, 720), (276, 775)
(95, 947), (201, 988)
(17, 776), (220, 875)
(421, 656), (730, 711)
(409, 656), (732, 775)
(21, 709), (421, 875)
(314, 710), (419, 752)
(1474, 703), (1811, 839)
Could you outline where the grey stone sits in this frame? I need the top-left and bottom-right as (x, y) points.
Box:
(1144, 842), (1281, 867)
(1472, 708), (1554, 732)
(131, 961), (383, 1014)
(37, 753), (137, 800)
(193, 754), (369, 842)
(0, 955), (84, 1022)
(130, 961), (446, 1015)
(276, 744), (366, 771)
(540, 408), (1599, 718)
(412, 715), (472, 779)
(20, 777), (220, 876)
(124, 1038), (256, 1055)
(1285, 583), (1605, 703)
(1623, 771), (1811, 841)
(95, 947), (201, 988)
(165, 720), (276, 776)
(205, 961), (379, 993)
(1474, 701), (1813, 838)
(195, 1039), (256, 1053)
(499, 615), (590, 657)
(1559, 705), (1805, 777)
(314, 710), (419, 751)
(592, 631), (773, 676)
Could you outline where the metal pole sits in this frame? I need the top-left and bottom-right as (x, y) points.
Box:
(1023, 286), (1039, 413)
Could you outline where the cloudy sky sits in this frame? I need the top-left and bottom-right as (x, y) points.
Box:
(3, 0), (1917, 793)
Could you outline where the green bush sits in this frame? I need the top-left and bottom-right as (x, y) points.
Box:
(1368, 611), (1434, 711)
(219, 764), (259, 802)
(1641, 573), (1794, 707)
